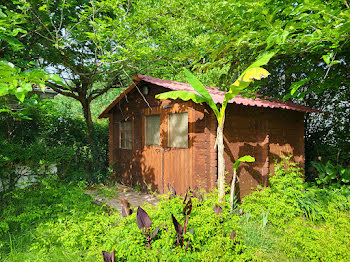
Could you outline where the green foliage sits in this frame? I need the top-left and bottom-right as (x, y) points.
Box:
(103, 196), (252, 261)
(0, 178), (112, 261)
(242, 155), (350, 261)
(0, 99), (109, 194)
(0, 1), (50, 107)
(232, 155), (255, 170)
(0, 179), (252, 261)
(1, 158), (350, 261)
(312, 160), (350, 187)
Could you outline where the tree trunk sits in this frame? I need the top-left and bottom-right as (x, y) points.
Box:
(230, 169), (237, 211)
(81, 98), (94, 139)
(80, 98), (99, 174)
(217, 119), (225, 202)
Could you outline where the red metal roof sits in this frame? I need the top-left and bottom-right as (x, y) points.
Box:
(99, 74), (321, 118)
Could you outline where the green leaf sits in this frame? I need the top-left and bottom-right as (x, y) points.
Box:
(0, 60), (15, 69)
(184, 69), (219, 117)
(322, 53), (332, 65)
(0, 109), (12, 113)
(245, 51), (277, 71)
(0, 84), (9, 97)
(38, 83), (46, 92)
(14, 90), (25, 102)
(237, 155), (255, 162)
(231, 79), (251, 89)
(49, 74), (63, 83)
(23, 83), (32, 92)
(155, 91), (207, 104)
(233, 155), (255, 170)
(290, 78), (310, 95)
(231, 51), (275, 90)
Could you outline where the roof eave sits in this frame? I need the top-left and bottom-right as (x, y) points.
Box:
(98, 74), (141, 119)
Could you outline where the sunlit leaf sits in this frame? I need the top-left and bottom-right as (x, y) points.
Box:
(233, 155), (255, 170)
(155, 91), (206, 104)
(240, 67), (270, 82)
(245, 51), (277, 70)
(184, 69), (220, 118)
(290, 78), (310, 95)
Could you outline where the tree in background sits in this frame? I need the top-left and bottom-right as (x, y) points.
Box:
(2, 0), (348, 179)
(164, 0), (350, 169)
(11, 0), (187, 172)
(0, 1), (49, 110)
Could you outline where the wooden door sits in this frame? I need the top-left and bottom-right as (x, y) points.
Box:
(162, 104), (193, 195)
(141, 108), (164, 193)
(141, 103), (194, 195)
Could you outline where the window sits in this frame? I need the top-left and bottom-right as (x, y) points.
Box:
(168, 112), (188, 148)
(120, 120), (132, 149)
(145, 115), (160, 146)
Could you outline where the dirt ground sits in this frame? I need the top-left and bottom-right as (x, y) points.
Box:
(85, 183), (160, 214)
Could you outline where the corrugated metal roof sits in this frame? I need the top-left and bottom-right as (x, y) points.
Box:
(137, 74), (322, 113)
(99, 74), (321, 118)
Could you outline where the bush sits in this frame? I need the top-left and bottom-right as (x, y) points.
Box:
(311, 160), (350, 188)
(0, 98), (109, 194)
(98, 196), (252, 261)
(0, 178), (113, 261)
(0, 179), (253, 261)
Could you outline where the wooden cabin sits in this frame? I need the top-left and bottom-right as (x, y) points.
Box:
(99, 74), (320, 198)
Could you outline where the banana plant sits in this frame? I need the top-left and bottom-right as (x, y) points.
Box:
(230, 156), (255, 210)
(156, 52), (275, 201)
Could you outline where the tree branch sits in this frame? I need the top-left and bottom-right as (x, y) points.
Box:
(47, 82), (80, 100)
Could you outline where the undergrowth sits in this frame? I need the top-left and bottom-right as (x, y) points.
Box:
(1, 156), (349, 261)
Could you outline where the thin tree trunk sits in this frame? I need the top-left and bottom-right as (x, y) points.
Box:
(217, 118), (225, 202)
(80, 99), (99, 174)
(230, 169), (237, 211)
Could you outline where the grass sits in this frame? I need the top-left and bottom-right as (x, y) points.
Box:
(240, 217), (301, 261)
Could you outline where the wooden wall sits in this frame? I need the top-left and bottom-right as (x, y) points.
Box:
(107, 81), (305, 197)
(109, 82), (205, 195)
(222, 104), (305, 198)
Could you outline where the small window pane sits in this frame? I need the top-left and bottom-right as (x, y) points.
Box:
(168, 112), (188, 148)
(120, 120), (132, 149)
(145, 115), (160, 146)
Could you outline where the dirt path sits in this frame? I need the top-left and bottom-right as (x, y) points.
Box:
(85, 183), (159, 214)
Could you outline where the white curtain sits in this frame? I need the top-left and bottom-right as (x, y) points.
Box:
(120, 120), (132, 149)
(145, 115), (160, 146)
(168, 112), (188, 148)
